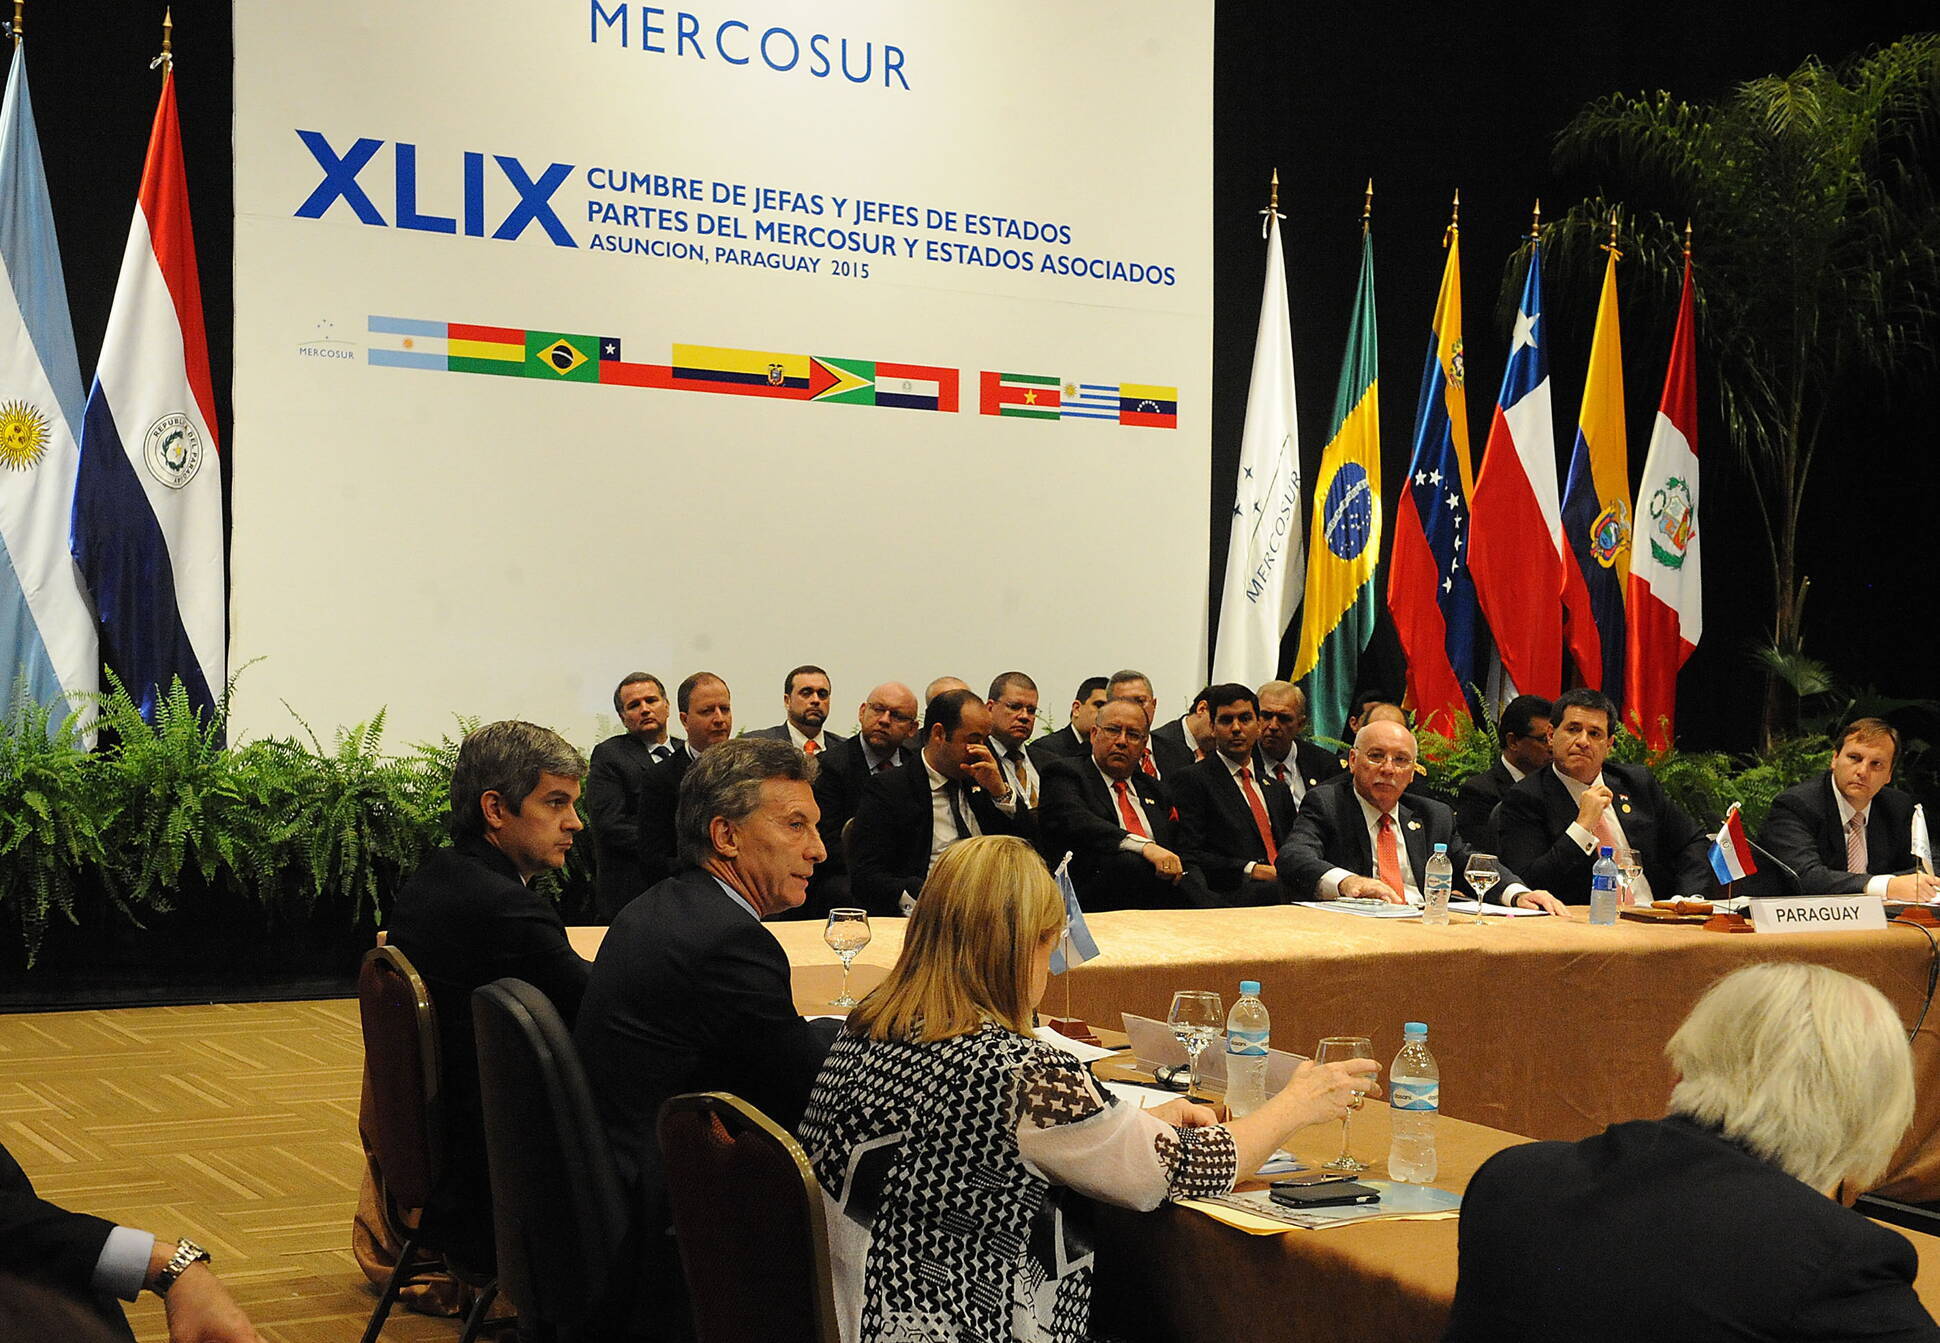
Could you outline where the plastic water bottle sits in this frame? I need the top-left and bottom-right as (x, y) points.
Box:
(1422, 843), (1452, 926)
(1387, 1021), (1439, 1184)
(1225, 981), (1270, 1118)
(1590, 846), (1620, 925)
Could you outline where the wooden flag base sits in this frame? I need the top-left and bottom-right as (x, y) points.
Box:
(1044, 1016), (1101, 1046)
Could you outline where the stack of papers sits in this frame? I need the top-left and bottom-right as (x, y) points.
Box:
(1184, 1180), (1461, 1233)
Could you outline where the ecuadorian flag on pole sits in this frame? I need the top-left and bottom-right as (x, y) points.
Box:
(1293, 233), (1381, 743)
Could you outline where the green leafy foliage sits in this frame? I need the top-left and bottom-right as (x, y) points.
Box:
(0, 686), (118, 964)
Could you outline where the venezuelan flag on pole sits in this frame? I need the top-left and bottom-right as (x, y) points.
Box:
(1387, 208), (1479, 737)
(1293, 230), (1380, 743)
(72, 52), (226, 723)
(0, 40), (97, 741)
(1561, 238), (1632, 696)
(1623, 254), (1701, 750)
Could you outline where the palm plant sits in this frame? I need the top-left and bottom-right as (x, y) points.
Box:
(1546, 35), (1940, 748)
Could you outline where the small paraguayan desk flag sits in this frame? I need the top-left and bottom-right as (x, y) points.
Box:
(1049, 851), (1099, 975)
(1707, 802), (1758, 886)
(1914, 805), (1932, 876)
(0, 33), (98, 743)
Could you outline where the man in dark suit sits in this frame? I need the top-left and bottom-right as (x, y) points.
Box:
(588, 672), (682, 920)
(1497, 687), (1715, 904)
(576, 737), (841, 1337)
(1030, 674), (1108, 764)
(1255, 679), (1344, 803)
(744, 663), (846, 755)
(386, 720), (595, 1269)
(633, 670), (736, 894)
(3, 1139), (262, 1343)
(1037, 698), (1219, 910)
(985, 670), (1045, 809)
(1758, 717), (1939, 900)
(1277, 719), (1564, 911)
(803, 681), (922, 917)
(1445, 963), (1937, 1342)
(1453, 693), (1551, 852)
(849, 688), (1034, 916)
(1105, 668), (1195, 779)
(1151, 685), (1214, 767)
(1172, 683), (1295, 903)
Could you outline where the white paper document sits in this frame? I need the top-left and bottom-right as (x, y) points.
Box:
(1447, 900), (1551, 917)
(1294, 899), (1422, 919)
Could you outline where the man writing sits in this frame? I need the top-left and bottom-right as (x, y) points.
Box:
(1171, 684), (1296, 903)
(1278, 719), (1564, 912)
(588, 672), (680, 920)
(1758, 718), (1940, 900)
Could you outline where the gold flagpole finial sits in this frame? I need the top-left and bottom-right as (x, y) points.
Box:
(1444, 188), (1460, 247)
(150, 7), (172, 71)
(1683, 218), (1693, 261)
(1601, 206), (1623, 261)
(1361, 178), (1374, 236)
(1259, 168), (1284, 239)
(1530, 198), (1542, 240)
(11, 0), (21, 49)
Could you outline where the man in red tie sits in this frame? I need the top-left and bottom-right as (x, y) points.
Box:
(1279, 718), (1564, 912)
(1035, 698), (1219, 910)
(1171, 684), (1297, 903)
(1104, 668), (1195, 780)
(746, 664), (846, 754)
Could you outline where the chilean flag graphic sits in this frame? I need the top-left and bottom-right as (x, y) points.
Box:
(71, 67), (225, 722)
(1469, 243), (1564, 699)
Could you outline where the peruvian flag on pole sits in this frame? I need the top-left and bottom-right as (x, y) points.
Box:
(1469, 239), (1564, 699)
(71, 58), (226, 724)
(1622, 258), (1701, 751)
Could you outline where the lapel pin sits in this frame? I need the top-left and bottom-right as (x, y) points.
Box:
(1406, 818), (1422, 831)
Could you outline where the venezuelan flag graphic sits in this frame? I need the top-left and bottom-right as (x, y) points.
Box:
(1292, 235), (1381, 743)
(1119, 384), (1178, 429)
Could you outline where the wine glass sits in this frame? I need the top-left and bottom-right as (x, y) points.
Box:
(1614, 847), (1644, 907)
(1167, 990), (1224, 1100)
(1317, 1035), (1374, 1172)
(1464, 852), (1500, 926)
(824, 908), (871, 1007)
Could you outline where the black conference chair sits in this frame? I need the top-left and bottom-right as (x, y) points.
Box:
(472, 977), (631, 1341)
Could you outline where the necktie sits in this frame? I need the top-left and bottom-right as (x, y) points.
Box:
(650, 745), (670, 763)
(1273, 762), (1289, 786)
(1113, 780), (1149, 839)
(1237, 767), (1277, 859)
(1847, 811), (1869, 873)
(1376, 813), (1407, 898)
(947, 784), (972, 839)
(804, 739), (818, 756)
(1140, 750), (1159, 779)
(874, 753), (897, 773)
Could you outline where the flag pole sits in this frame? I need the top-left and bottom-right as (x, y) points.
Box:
(1602, 206), (1622, 262)
(1445, 188), (1459, 248)
(153, 7), (172, 70)
(1530, 198), (1542, 241)
(1361, 177), (1373, 237)
(11, 0), (21, 48)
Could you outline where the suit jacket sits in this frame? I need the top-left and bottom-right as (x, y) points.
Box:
(1445, 1116), (1940, 1342)
(633, 748), (692, 895)
(587, 732), (680, 921)
(1146, 728), (1196, 781)
(1496, 762), (1714, 904)
(1152, 717), (1203, 766)
(1453, 758), (1516, 852)
(990, 737), (1045, 810)
(800, 735), (918, 918)
(1275, 773), (1512, 903)
(1028, 723), (1089, 764)
(574, 868), (841, 1322)
(1757, 774), (1921, 895)
(1172, 754), (1296, 901)
(1036, 756), (1219, 910)
(386, 834), (591, 1261)
(3, 1139), (123, 1326)
(849, 753), (1034, 916)
(1255, 739), (1344, 796)
(743, 723), (848, 749)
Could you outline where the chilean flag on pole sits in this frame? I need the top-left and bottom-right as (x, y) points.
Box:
(1622, 257), (1701, 751)
(1469, 239), (1564, 699)
(72, 63), (225, 722)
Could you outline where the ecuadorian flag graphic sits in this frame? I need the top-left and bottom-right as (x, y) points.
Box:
(1292, 234), (1381, 743)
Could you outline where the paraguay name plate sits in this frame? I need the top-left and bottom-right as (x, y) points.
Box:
(1749, 895), (1887, 934)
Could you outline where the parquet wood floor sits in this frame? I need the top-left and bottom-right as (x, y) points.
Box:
(1, 999), (461, 1342)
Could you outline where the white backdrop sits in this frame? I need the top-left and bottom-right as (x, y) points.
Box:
(230, 1), (1213, 746)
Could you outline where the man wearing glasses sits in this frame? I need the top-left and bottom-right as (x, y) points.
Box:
(985, 670), (1044, 810)
(805, 682), (923, 915)
(1454, 694), (1552, 851)
(1278, 719), (1565, 913)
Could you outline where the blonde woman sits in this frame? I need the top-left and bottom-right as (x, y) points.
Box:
(800, 835), (1379, 1343)
(1446, 962), (1937, 1341)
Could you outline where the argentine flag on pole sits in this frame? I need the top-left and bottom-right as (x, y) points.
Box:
(0, 41), (96, 740)
(72, 58), (225, 723)
(1048, 852), (1099, 975)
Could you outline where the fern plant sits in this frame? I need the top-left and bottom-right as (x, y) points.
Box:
(0, 688), (117, 965)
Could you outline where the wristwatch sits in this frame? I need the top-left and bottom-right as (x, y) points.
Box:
(154, 1239), (213, 1295)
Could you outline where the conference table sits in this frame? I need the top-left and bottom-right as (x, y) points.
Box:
(577, 902), (1940, 1203)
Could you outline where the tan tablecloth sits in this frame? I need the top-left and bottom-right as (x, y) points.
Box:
(578, 905), (1940, 1201)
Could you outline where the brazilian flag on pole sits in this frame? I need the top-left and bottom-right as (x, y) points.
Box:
(1292, 233), (1381, 743)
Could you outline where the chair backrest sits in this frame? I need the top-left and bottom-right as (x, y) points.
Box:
(471, 978), (629, 1329)
(657, 1092), (840, 1343)
(357, 944), (442, 1210)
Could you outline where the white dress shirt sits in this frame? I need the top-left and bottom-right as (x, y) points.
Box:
(1320, 791), (1530, 905)
(1091, 759), (1155, 852)
(1555, 766), (1657, 904)
(1833, 788), (1891, 898)
(1259, 747), (1305, 803)
(923, 755), (1016, 872)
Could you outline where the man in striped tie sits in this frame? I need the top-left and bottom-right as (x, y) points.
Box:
(1759, 718), (1939, 901)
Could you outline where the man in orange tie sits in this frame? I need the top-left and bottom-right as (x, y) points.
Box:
(1172, 683), (1296, 903)
(1278, 718), (1564, 912)
(746, 664), (846, 754)
(1036, 698), (1218, 910)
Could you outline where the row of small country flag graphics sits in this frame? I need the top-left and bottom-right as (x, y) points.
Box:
(979, 372), (1178, 429)
(366, 316), (957, 411)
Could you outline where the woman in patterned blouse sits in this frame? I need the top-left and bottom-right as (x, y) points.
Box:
(801, 835), (1379, 1343)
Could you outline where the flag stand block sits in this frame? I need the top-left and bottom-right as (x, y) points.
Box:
(1044, 1017), (1100, 1046)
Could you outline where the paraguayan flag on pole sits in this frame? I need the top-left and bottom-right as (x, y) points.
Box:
(0, 41), (97, 741)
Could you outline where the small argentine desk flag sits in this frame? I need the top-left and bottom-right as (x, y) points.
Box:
(1707, 802), (1759, 886)
(1049, 852), (1099, 975)
(1914, 804), (1932, 877)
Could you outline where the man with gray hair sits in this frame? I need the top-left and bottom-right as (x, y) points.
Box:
(387, 720), (594, 1269)
(576, 737), (841, 1330)
(1447, 962), (1935, 1339)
